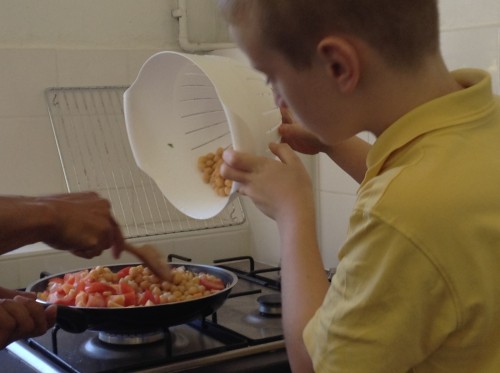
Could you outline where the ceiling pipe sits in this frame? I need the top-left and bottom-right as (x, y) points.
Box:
(172, 0), (235, 53)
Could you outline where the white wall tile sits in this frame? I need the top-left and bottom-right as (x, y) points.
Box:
(318, 191), (357, 269)
(439, 0), (500, 30)
(0, 116), (66, 195)
(318, 153), (359, 195)
(0, 0), (179, 49)
(441, 26), (500, 94)
(56, 50), (130, 87)
(241, 197), (281, 266)
(0, 49), (57, 117)
(317, 131), (372, 195)
(127, 49), (167, 83)
(0, 256), (21, 289)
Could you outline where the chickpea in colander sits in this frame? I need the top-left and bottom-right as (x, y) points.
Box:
(197, 147), (233, 197)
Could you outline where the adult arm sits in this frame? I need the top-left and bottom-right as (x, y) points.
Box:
(0, 192), (125, 258)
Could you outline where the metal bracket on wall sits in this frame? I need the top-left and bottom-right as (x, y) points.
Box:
(172, 0), (235, 52)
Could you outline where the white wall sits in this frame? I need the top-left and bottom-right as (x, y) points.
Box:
(0, 1), (181, 197)
(318, 0), (500, 269)
(0, 0), (178, 49)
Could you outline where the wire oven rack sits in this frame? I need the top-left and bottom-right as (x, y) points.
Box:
(45, 86), (245, 239)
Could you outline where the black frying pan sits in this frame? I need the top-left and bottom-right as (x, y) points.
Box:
(26, 263), (237, 334)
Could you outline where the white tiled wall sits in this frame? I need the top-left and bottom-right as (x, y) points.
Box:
(0, 47), (167, 196)
(317, 1), (500, 269)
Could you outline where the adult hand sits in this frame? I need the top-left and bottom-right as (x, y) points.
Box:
(221, 143), (314, 222)
(0, 287), (56, 349)
(0, 287), (34, 300)
(39, 192), (126, 259)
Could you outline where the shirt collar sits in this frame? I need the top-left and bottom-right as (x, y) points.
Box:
(363, 69), (495, 183)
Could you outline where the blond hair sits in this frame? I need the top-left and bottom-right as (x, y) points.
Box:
(218, 0), (440, 70)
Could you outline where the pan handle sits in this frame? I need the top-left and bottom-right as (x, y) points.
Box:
(38, 300), (88, 333)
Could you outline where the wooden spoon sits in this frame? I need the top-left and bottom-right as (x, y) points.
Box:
(124, 243), (172, 282)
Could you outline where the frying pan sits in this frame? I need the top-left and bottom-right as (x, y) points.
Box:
(26, 263), (237, 334)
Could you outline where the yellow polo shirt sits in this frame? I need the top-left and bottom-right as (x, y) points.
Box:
(303, 69), (500, 372)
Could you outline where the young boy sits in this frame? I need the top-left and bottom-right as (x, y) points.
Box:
(218, 1), (500, 372)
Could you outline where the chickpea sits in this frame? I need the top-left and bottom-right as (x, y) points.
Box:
(173, 272), (184, 285)
(167, 294), (178, 303)
(176, 285), (186, 294)
(41, 264), (226, 308)
(187, 286), (199, 295)
(197, 147), (233, 196)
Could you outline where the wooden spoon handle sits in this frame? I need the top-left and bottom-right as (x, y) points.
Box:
(124, 244), (172, 282)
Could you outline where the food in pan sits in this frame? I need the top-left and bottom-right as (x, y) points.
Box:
(197, 147), (233, 197)
(37, 265), (226, 308)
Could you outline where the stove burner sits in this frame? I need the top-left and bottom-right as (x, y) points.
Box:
(98, 330), (166, 345)
(257, 293), (282, 317)
(82, 329), (191, 360)
(82, 336), (168, 361)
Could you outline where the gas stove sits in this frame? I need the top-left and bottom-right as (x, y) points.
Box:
(6, 256), (290, 372)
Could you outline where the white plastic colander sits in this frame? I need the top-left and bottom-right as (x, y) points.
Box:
(123, 51), (281, 220)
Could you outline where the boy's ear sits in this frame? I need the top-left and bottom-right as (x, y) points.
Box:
(317, 37), (360, 93)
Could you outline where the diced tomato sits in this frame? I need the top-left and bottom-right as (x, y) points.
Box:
(63, 273), (76, 285)
(86, 293), (107, 307)
(199, 276), (225, 291)
(137, 289), (158, 306)
(48, 277), (64, 285)
(119, 281), (136, 306)
(47, 289), (76, 306)
(85, 282), (116, 294)
(116, 266), (132, 279)
(119, 281), (134, 294)
(75, 280), (86, 293)
(123, 292), (136, 307)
